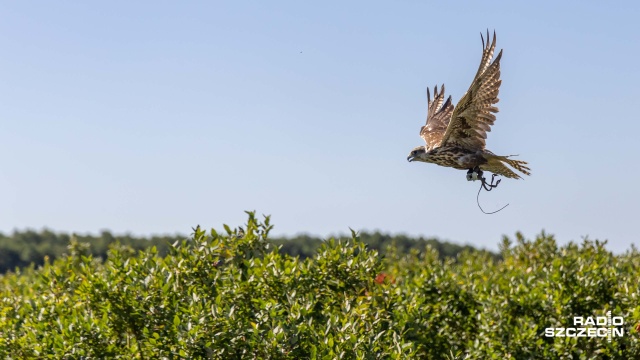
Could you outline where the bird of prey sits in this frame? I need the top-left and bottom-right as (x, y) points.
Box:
(407, 31), (530, 183)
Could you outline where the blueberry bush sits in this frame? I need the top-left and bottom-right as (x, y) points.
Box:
(1, 212), (639, 359)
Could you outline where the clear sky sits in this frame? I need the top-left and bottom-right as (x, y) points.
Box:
(1, 1), (639, 252)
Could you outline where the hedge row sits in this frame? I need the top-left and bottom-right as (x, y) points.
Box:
(1, 212), (639, 359)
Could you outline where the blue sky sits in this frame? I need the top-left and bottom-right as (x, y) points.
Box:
(1, 1), (639, 251)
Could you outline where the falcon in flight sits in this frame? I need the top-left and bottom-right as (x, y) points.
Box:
(407, 31), (530, 182)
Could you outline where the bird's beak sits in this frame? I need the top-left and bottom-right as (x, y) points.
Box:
(407, 156), (414, 162)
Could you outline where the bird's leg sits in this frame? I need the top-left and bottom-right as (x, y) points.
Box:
(466, 167), (501, 192)
(466, 167), (482, 181)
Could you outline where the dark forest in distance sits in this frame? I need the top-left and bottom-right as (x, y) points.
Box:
(0, 228), (497, 274)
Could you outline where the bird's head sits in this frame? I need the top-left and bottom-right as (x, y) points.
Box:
(407, 146), (427, 162)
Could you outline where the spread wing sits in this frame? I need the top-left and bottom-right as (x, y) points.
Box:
(420, 84), (453, 151)
(440, 30), (502, 150)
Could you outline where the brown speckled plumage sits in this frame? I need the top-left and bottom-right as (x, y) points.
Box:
(407, 31), (530, 180)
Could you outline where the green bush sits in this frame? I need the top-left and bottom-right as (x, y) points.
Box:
(0, 227), (486, 274)
(0, 212), (638, 359)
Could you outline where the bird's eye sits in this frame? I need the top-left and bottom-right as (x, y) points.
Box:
(412, 151), (417, 155)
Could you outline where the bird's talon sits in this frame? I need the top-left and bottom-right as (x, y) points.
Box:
(466, 168), (484, 181)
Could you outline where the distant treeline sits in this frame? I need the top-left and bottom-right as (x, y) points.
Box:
(0, 228), (498, 274)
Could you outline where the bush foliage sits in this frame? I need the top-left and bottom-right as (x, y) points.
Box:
(0, 227), (487, 274)
(1, 212), (639, 359)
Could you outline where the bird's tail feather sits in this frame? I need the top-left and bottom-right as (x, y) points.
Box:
(482, 154), (531, 179)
